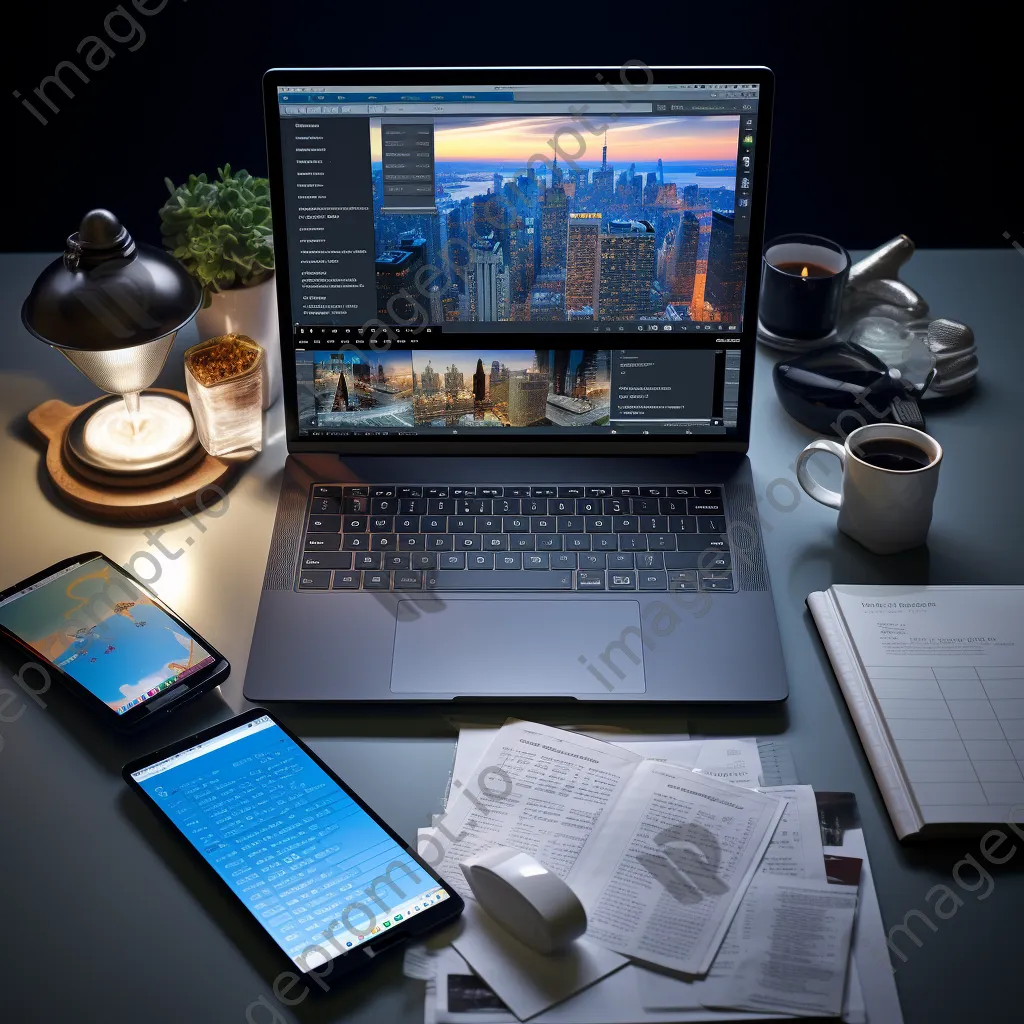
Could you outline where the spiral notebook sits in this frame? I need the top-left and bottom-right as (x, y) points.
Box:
(808, 584), (1024, 839)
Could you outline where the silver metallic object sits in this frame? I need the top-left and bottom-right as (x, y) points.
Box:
(834, 236), (978, 395)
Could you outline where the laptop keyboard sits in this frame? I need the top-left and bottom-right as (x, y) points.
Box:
(298, 485), (734, 593)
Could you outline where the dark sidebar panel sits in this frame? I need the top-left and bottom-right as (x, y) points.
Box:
(279, 116), (377, 325)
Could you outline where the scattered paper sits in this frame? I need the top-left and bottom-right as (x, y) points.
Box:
(451, 901), (628, 1021)
(756, 785), (827, 880)
(701, 876), (858, 1017)
(420, 721), (644, 901)
(566, 759), (786, 975)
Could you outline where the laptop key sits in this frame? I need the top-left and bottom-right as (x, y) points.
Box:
(370, 486), (396, 497)
(314, 485), (343, 497)
(344, 516), (368, 532)
(695, 486), (723, 498)
(306, 534), (342, 551)
(531, 486), (557, 497)
(565, 535), (591, 551)
(298, 570), (331, 590)
(370, 534), (397, 551)
(479, 487), (503, 497)
(576, 570), (605, 590)
(355, 553), (383, 569)
(613, 516), (638, 533)
(592, 534), (618, 551)
(669, 515), (698, 533)
(576, 499), (600, 515)
(307, 514), (340, 533)
(670, 578), (699, 592)
(332, 571), (360, 590)
(363, 571), (391, 590)
(675, 534), (729, 550)
(506, 487), (531, 497)
(608, 571), (637, 591)
(302, 552), (352, 570)
(427, 498), (456, 514)
(342, 534), (368, 550)
(689, 499), (724, 515)
(640, 486), (667, 497)
(311, 497), (340, 515)
(495, 553), (522, 570)
(510, 535), (535, 550)
(648, 534), (676, 551)
(548, 499), (574, 515)
(700, 552), (732, 570)
(399, 534), (425, 550)
(659, 498), (688, 514)
(697, 516), (727, 533)
(399, 499), (426, 514)
(428, 534), (454, 550)
(537, 535), (562, 550)
(613, 486), (638, 497)
(558, 486), (585, 497)
(394, 571), (423, 590)
(669, 570), (698, 584)
(369, 517), (393, 532)
(639, 570), (668, 591)
(664, 552), (700, 568)
(395, 515), (419, 532)
(551, 553), (577, 569)
(558, 516), (584, 533)
(579, 553), (606, 569)
(667, 486), (695, 498)
(398, 487), (423, 498)
(608, 553), (634, 569)
(450, 516), (475, 532)
(619, 534), (648, 552)
(524, 553), (549, 569)
(585, 516), (612, 533)
(532, 517), (556, 533)
(700, 572), (734, 592)
(412, 553), (437, 569)
(504, 516), (529, 533)
(496, 499), (521, 515)
(478, 517), (502, 533)
(484, 535), (508, 550)
(585, 486), (612, 497)
(342, 485), (367, 496)
(440, 553), (465, 569)
(371, 498), (398, 514)
(640, 516), (668, 533)
(343, 497), (369, 513)
(468, 553), (495, 570)
(425, 571), (573, 590)
(458, 535), (482, 550)
(385, 554), (410, 569)
(635, 552), (664, 569)
(631, 498), (660, 514)
(425, 487), (449, 498)
(422, 516), (447, 532)
(523, 498), (546, 514)
(603, 498), (628, 514)
(460, 499), (490, 515)
(451, 487), (476, 497)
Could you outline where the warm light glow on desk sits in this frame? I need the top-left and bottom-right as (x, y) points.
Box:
(80, 394), (197, 472)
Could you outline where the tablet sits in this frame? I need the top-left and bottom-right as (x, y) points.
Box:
(124, 709), (463, 980)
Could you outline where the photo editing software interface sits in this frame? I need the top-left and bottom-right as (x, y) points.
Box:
(276, 80), (761, 437)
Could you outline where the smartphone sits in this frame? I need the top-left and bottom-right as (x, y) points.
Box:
(124, 708), (464, 982)
(0, 552), (228, 730)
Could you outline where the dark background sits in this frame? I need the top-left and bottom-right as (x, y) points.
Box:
(3, 1), (1012, 253)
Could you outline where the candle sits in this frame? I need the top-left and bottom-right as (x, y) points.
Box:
(758, 234), (851, 341)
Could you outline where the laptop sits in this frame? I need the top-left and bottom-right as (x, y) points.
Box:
(244, 65), (787, 703)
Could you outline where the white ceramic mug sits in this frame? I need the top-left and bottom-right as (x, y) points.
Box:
(796, 423), (942, 554)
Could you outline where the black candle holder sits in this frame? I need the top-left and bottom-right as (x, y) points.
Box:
(757, 233), (851, 351)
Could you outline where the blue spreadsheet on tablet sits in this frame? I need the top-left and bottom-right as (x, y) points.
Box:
(130, 716), (449, 968)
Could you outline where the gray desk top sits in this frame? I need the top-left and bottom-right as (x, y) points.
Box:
(0, 250), (1020, 1023)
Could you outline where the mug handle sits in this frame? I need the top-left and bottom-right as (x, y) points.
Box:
(796, 439), (846, 510)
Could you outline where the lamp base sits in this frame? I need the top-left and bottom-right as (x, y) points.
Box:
(28, 389), (240, 523)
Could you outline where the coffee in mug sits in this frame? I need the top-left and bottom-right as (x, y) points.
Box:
(796, 424), (942, 554)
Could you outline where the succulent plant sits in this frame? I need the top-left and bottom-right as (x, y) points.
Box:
(159, 164), (275, 306)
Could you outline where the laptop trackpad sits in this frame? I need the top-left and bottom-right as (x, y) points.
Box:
(390, 599), (646, 695)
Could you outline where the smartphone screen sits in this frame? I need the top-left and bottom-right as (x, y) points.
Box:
(0, 555), (217, 716)
(128, 713), (455, 970)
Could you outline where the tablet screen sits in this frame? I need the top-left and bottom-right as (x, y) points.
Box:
(0, 556), (215, 716)
(129, 715), (450, 969)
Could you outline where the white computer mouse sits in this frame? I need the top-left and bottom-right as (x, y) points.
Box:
(460, 846), (587, 953)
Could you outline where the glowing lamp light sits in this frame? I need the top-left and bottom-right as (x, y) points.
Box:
(22, 209), (202, 474)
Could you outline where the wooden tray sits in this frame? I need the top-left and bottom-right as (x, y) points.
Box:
(28, 390), (239, 523)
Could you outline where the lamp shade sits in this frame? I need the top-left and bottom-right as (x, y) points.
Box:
(22, 209), (201, 397)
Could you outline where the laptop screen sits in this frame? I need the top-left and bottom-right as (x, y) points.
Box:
(272, 74), (763, 439)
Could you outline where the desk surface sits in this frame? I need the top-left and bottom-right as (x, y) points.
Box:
(0, 250), (1021, 1024)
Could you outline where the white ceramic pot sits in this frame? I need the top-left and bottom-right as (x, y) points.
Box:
(195, 275), (281, 409)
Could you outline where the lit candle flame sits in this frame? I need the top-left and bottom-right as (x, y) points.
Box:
(800, 266), (809, 278)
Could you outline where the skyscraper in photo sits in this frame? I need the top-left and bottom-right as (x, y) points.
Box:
(473, 359), (487, 401)
(444, 363), (464, 398)
(551, 349), (571, 396)
(705, 211), (745, 321)
(657, 158), (664, 185)
(507, 372), (548, 426)
(666, 211), (700, 307)
(566, 213), (601, 317)
(598, 220), (656, 320)
(471, 234), (503, 321)
(538, 185), (569, 275)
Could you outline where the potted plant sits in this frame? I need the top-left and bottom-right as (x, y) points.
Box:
(160, 165), (280, 408)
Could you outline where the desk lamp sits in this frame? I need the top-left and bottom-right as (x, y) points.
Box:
(22, 209), (202, 476)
